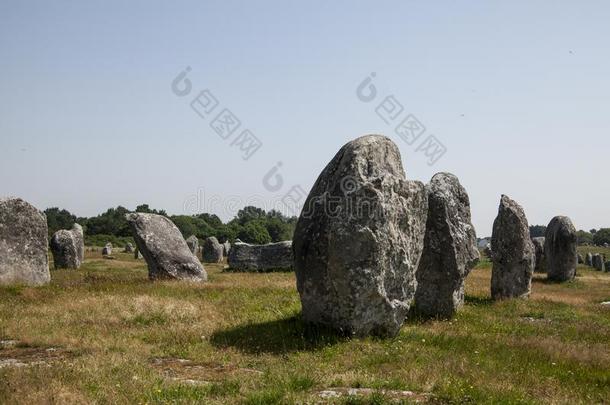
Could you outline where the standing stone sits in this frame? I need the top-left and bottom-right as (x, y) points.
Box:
(293, 135), (428, 337)
(490, 195), (535, 300)
(592, 254), (605, 271)
(605, 261), (610, 272)
(545, 216), (577, 282)
(202, 236), (223, 263)
(228, 240), (293, 271)
(577, 253), (584, 264)
(50, 224), (84, 269)
(72, 223), (84, 263)
(414, 173), (479, 318)
(124, 242), (134, 253)
(223, 241), (231, 257)
(586, 253), (593, 267)
(531, 237), (546, 272)
(186, 235), (199, 255)
(125, 213), (207, 281)
(102, 243), (113, 256)
(0, 197), (50, 286)
(134, 247), (143, 260)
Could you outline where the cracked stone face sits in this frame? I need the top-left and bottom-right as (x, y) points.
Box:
(0, 197), (50, 286)
(293, 135), (428, 337)
(544, 216), (577, 282)
(490, 195), (535, 300)
(414, 172), (479, 318)
(125, 213), (207, 282)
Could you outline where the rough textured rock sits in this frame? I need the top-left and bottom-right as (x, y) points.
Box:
(186, 235), (199, 255)
(124, 242), (134, 253)
(125, 213), (207, 281)
(293, 135), (428, 337)
(102, 243), (112, 256)
(134, 247), (143, 259)
(586, 253), (593, 267)
(0, 197), (50, 286)
(414, 173), (479, 318)
(50, 224), (84, 269)
(490, 195), (535, 300)
(531, 237), (546, 272)
(544, 216), (577, 282)
(223, 241), (231, 257)
(577, 253), (584, 264)
(202, 236), (223, 263)
(592, 254), (605, 271)
(228, 240), (293, 271)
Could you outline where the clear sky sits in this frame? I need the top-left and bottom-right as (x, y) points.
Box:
(1, 0), (608, 236)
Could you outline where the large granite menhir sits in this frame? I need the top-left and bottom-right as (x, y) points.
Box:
(125, 213), (207, 281)
(415, 172), (479, 318)
(0, 197), (50, 286)
(490, 195), (535, 300)
(228, 240), (292, 271)
(293, 135), (428, 337)
(50, 223), (84, 269)
(544, 216), (577, 282)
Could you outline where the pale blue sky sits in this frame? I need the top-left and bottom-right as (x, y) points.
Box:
(1, 0), (608, 236)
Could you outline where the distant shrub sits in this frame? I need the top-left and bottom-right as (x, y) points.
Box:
(85, 234), (134, 248)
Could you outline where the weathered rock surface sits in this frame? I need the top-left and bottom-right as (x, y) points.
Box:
(134, 247), (143, 260)
(0, 197), (50, 286)
(202, 236), (223, 263)
(293, 135), (428, 337)
(577, 253), (584, 264)
(228, 240), (293, 271)
(544, 216), (577, 282)
(50, 224), (84, 269)
(124, 242), (134, 253)
(531, 237), (546, 272)
(592, 254), (605, 271)
(186, 235), (199, 255)
(102, 243), (112, 256)
(414, 173), (479, 318)
(586, 253), (593, 267)
(490, 195), (535, 300)
(125, 213), (207, 281)
(223, 241), (231, 257)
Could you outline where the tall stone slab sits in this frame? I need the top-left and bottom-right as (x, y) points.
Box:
(544, 216), (577, 282)
(490, 195), (535, 299)
(293, 135), (428, 337)
(0, 197), (50, 286)
(414, 173), (480, 318)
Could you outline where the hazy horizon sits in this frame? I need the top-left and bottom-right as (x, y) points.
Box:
(2, 1), (609, 236)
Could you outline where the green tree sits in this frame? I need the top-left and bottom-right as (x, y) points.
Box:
(576, 230), (593, 245)
(44, 207), (77, 237)
(238, 221), (271, 244)
(529, 225), (546, 238)
(86, 206), (131, 236)
(593, 228), (610, 246)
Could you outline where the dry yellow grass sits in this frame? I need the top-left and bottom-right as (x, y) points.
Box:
(0, 250), (608, 404)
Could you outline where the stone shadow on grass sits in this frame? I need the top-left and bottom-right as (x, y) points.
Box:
(210, 315), (348, 354)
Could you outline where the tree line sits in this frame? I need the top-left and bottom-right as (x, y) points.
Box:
(529, 225), (610, 246)
(44, 205), (297, 247)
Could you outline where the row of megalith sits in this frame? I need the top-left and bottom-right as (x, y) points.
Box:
(0, 135), (594, 338)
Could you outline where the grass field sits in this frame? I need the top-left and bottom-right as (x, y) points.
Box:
(0, 249), (609, 404)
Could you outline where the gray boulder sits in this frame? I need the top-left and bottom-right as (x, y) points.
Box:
(125, 213), (207, 281)
(293, 135), (428, 337)
(50, 224), (84, 269)
(202, 236), (223, 263)
(102, 243), (112, 256)
(531, 237), (545, 272)
(586, 253), (593, 267)
(414, 173), (479, 318)
(186, 235), (199, 255)
(577, 253), (584, 264)
(592, 254), (605, 271)
(134, 247), (143, 260)
(124, 242), (134, 253)
(228, 240), (293, 271)
(545, 216), (577, 282)
(0, 197), (50, 286)
(223, 241), (231, 257)
(490, 195), (535, 300)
